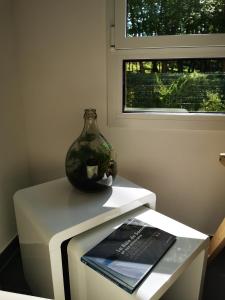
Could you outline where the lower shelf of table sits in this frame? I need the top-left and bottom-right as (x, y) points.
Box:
(67, 206), (208, 300)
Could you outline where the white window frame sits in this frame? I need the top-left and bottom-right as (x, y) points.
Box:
(107, 0), (225, 130)
(115, 0), (225, 50)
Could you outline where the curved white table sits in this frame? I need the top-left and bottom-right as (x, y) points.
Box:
(68, 206), (209, 300)
(14, 176), (156, 300)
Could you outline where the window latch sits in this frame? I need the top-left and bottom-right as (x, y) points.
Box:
(110, 25), (115, 48)
(219, 153), (225, 167)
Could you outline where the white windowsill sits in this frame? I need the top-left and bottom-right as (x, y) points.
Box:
(108, 111), (225, 131)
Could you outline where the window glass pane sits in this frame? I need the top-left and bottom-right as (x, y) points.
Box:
(127, 0), (225, 37)
(123, 59), (225, 113)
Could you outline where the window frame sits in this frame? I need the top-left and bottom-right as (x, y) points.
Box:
(107, 0), (225, 130)
(115, 0), (225, 50)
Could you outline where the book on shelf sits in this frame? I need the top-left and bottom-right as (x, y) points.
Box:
(81, 217), (176, 294)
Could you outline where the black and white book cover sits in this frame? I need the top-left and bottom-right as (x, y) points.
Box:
(81, 218), (176, 294)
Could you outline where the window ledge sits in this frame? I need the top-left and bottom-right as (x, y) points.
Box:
(108, 111), (225, 131)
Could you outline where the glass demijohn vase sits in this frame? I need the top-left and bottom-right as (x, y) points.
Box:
(65, 109), (117, 191)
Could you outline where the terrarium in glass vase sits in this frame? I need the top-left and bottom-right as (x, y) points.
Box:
(65, 109), (117, 191)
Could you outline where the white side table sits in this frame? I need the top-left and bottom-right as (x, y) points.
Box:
(14, 176), (156, 300)
(68, 206), (209, 300)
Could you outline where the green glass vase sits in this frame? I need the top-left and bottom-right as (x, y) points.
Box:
(65, 109), (117, 191)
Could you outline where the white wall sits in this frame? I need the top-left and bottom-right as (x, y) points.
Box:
(0, 0), (29, 253)
(14, 0), (108, 183)
(14, 0), (225, 234)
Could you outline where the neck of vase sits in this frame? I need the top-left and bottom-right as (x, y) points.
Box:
(82, 117), (99, 135)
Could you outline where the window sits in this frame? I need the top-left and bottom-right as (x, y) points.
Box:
(115, 0), (225, 49)
(107, 0), (225, 129)
(127, 0), (225, 36)
(123, 58), (225, 113)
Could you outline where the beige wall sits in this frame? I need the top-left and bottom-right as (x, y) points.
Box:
(0, 0), (29, 253)
(14, 0), (108, 183)
(14, 0), (225, 234)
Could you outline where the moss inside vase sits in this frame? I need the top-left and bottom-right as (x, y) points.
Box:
(65, 109), (117, 191)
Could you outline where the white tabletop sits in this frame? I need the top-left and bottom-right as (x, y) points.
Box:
(14, 176), (156, 250)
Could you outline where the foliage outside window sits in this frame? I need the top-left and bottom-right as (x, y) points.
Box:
(127, 0), (225, 36)
(123, 59), (225, 113)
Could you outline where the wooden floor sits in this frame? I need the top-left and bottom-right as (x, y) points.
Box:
(0, 247), (224, 299)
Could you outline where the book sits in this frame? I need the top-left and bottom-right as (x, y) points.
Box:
(81, 218), (176, 294)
